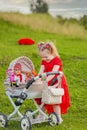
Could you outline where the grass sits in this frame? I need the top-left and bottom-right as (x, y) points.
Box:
(0, 12), (87, 130)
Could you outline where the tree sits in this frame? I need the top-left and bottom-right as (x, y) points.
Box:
(30, 0), (48, 13)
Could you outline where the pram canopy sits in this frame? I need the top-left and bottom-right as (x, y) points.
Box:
(5, 56), (35, 84)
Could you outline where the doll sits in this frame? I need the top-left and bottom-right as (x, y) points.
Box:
(10, 63), (26, 87)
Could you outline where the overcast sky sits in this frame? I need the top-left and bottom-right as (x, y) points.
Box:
(0, 0), (87, 18)
(50, 0), (87, 8)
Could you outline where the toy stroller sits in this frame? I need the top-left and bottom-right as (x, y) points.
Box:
(0, 56), (64, 130)
(0, 56), (37, 126)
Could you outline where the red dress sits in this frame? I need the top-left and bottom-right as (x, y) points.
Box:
(36, 56), (70, 114)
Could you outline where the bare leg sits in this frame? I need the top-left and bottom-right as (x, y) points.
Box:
(53, 105), (63, 124)
(53, 105), (61, 115)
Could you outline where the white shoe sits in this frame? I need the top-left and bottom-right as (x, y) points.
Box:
(58, 117), (63, 124)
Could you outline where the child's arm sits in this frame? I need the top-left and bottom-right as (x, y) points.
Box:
(38, 65), (45, 74)
(47, 65), (60, 82)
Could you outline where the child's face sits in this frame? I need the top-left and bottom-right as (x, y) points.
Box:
(40, 50), (53, 62)
(14, 68), (21, 75)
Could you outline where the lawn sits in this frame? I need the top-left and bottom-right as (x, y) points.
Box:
(0, 13), (87, 130)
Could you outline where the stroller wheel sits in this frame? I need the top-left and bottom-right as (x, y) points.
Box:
(48, 112), (59, 126)
(0, 113), (8, 127)
(20, 116), (31, 130)
(24, 110), (35, 121)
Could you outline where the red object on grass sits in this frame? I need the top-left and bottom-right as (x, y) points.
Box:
(18, 38), (35, 45)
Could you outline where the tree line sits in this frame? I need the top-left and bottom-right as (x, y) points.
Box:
(57, 15), (87, 30)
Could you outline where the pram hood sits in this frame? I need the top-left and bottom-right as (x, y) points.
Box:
(5, 56), (35, 83)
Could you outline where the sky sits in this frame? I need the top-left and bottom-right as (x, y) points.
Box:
(0, 0), (87, 19)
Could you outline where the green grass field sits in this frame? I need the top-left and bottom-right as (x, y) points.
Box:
(0, 12), (87, 130)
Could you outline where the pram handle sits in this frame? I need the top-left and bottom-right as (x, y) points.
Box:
(25, 71), (62, 90)
(46, 71), (62, 76)
(15, 71), (62, 106)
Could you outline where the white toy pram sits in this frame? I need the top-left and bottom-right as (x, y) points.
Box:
(0, 56), (64, 130)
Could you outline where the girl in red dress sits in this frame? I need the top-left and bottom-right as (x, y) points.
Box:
(37, 41), (70, 124)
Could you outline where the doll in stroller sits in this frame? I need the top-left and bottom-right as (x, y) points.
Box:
(0, 56), (64, 130)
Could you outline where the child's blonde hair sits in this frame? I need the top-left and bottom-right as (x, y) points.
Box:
(38, 41), (60, 57)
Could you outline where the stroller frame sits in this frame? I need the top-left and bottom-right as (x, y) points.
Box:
(0, 81), (53, 128)
(5, 83), (45, 122)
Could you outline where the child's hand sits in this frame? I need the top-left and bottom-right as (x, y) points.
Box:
(41, 73), (47, 81)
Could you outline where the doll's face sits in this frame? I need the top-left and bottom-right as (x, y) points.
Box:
(14, 68), (21, 75)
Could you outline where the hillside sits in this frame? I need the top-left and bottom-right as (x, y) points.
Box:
(0, 12), (87, 39)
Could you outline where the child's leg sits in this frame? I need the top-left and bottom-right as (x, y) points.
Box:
(53, 105), (61, 115)
(53, 105), (63, 124)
